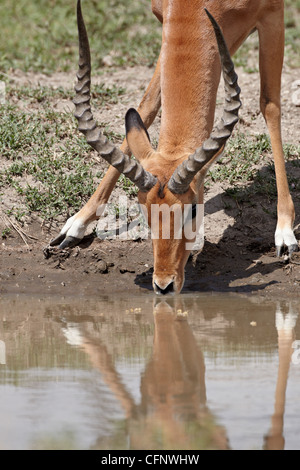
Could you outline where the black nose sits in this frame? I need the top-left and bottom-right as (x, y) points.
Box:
(155, 282), (174, 295)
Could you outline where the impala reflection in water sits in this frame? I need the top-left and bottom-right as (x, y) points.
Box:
(0, 294), (299, 450)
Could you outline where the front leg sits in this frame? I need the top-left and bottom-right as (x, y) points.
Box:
(50, 165), (121, 248)
(51, 55), (161, 249)
(258, 10), (298, 257)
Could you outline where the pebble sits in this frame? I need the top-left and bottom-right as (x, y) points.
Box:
(96, 260), (108, 274)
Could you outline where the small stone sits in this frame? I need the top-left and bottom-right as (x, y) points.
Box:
(97, 260), (108, 274)
(119, 266), (135, 274)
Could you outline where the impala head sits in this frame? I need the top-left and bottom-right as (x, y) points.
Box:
(75, 0), (241, 295)
(124, 109), (200, 294)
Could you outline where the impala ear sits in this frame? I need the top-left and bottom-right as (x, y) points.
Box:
(125, 108), (153, 161)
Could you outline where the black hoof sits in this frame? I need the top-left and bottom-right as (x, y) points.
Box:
(276, 246), (282, 258)
(50, 233), (66, 247)
(288, 244), (299, 257)
(59, 236), (82, 249)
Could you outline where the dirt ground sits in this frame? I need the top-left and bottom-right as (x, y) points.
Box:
(1, 63), (300, 299)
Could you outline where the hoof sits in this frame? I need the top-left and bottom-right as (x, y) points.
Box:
(276, 243), (299, 259)
(59, 236), (82, 249)
(50, 234), (66, 247)
(288, 243), (299, 257)
(276, 246), (282, 258)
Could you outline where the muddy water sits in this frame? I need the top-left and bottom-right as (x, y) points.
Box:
(0, 293), (299, 450)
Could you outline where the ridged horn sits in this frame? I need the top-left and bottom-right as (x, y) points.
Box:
(74, 0), (157, 192)
(168, 9), (241, 194)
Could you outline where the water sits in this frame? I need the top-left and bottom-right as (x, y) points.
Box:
(0, 293), (299, 450)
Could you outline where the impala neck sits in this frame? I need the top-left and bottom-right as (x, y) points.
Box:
(158, 0), (221, 158)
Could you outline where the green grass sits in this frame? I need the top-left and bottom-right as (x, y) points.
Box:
(0, 0), (161, 74)
(284, 0), (300, 67)
(207, 132), (300, 209)
(0, 80), (139, 222)
(231, 0), (300, 71)
(208, 134), (271, 185)
(0, 94), (299, 224)
(0, 103), (100, 220)
(0, 0), (298, 77)
(0, 1), (299, 225)
(0, 1), (298, 75)
(6, 82), (126, 106)
(6, 85), (74, 103)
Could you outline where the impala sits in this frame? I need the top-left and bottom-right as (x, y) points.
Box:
(51, 0), (297, 294)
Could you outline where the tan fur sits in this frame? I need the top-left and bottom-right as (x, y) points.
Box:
(61, 0), (295, 294)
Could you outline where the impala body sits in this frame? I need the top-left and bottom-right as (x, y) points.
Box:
(51, 0), (297, 294)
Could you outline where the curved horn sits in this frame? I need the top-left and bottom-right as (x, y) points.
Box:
(168, 9), (241, 194)
(74, 0), (157, 192)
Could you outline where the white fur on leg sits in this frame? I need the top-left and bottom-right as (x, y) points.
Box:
(64, 216), (88, 240)
(275, 225), (297, 249)
(60, 215), (76, 235)
(59, 213), (87, 241)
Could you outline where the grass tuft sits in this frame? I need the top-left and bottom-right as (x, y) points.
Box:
(0, 0), (161, 74)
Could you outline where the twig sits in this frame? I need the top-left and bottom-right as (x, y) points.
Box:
(1, 215), (32, 247)
(3, 215), (29, 247)
(2, 215), (39, 241)
(14, 219), (39, 241)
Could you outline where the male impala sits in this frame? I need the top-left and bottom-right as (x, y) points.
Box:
(51, 0), (297, 294)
